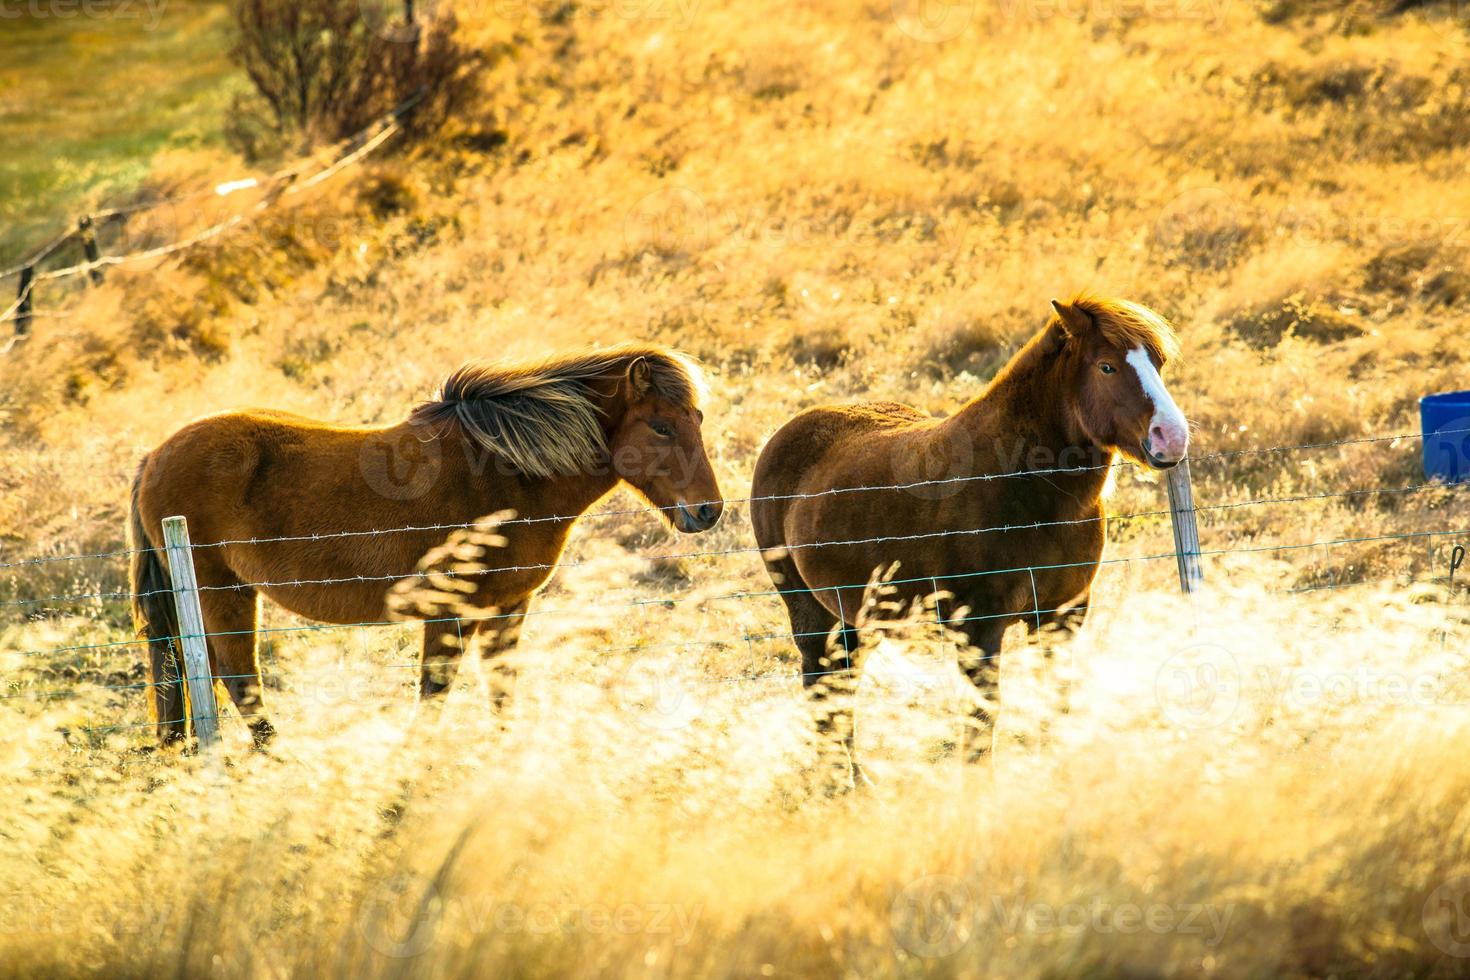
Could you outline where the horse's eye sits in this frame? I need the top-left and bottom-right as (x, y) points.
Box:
(1099, 363), (1117, 375)
(649, 421), (675, 438)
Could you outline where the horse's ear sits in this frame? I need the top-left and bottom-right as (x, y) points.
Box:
(1050, 298), (1092, 339)
(627, 356), (653, 397)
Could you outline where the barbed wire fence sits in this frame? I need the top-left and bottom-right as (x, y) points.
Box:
(0, 89), (425, 352)
(2, 427), (1467, 746)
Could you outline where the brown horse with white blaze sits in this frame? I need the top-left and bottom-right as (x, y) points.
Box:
(750, 295), (1187, 781)
(130, 344), (722, 745)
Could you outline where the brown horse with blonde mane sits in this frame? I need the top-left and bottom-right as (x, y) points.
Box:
(130, 343), (722, 745)
(751, 295), (1188, 784)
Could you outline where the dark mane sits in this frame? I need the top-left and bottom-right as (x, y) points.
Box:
(409, 343), (706, 479)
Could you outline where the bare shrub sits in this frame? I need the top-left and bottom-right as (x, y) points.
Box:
(226, 0), (489, 161)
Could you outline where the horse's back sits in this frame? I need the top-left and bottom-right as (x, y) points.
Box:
(136, 409), (368, 545)
(751, 401), (929, 546)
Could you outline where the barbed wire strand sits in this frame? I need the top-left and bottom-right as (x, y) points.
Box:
(7, 597), (1095, 704)
(0, 98), (420, 330)
(28, 549), (1469, 735)
(0, 226), (78, 283)
(0, 90), (425, 288)
(1, 474), (1462, 610)
(7, 524), (1467, 668)
(2, 425), (1465, 574)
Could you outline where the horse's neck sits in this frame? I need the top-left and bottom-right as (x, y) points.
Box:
(528, 470), (622, 520)
(468, 465), (619, 526)
(945, 337), (1113, 505)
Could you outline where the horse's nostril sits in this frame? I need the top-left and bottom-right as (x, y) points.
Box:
(696, 503), (717, 524)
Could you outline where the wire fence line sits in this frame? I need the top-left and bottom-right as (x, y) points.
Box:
(0, 475), (1457, 612)
(16, 518), (1470, 739)
(3, 425), (1464, 575)
(11, 519), (1468, 664)
(0, 90), (425, 335)
(3, 422), (1467, 739)
(7, 519), (1468, 727)
(11, 600), (1104, 709)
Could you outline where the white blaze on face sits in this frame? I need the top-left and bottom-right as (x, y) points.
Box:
(1125, 345), (1189, 461)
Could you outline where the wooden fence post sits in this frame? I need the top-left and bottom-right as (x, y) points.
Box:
(77, 216), (104, 285)
(161, 516), (221, 748)
(14, 266), (33, 337)
(1166, 459), (1204, 594)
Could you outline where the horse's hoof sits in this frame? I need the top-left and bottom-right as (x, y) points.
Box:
(822, 777), (856, 799)
(964, 750), (993, 766)
(249, 719), (278, 750)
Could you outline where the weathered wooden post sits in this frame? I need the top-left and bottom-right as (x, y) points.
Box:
(162, 516), (222, 748)
(14, 266), (33, 337)
(1166, 459), (1204, 594)
(77, 216), (104, 285)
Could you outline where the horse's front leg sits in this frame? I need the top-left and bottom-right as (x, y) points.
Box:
(419, 617), (481, 701)
(1029, 595), (1089, 726)
(478, 597), (530, 714)
(955, 619), (1007, 762)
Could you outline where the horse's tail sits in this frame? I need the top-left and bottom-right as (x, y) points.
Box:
(129, 459), (186, 744)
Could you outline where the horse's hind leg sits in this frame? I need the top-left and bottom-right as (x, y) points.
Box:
(198, 585), (273, 746)
(767, 555), (868, 789)
(221, 627), (274, 747)
(419, 618), (476, 701)
(477, 598), (529, 715)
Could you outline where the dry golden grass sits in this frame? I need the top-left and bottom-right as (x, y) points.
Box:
(3, 0), (1470, 976)
(4, 584), (1470, 978)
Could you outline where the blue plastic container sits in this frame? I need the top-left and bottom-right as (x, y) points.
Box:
(1421, 390), (1470, 484)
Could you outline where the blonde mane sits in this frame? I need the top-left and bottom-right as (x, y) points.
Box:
(410, 343), (706, 479)
(1071, 294), (1181, 363)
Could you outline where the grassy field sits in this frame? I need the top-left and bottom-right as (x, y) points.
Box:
(0, 0), (237, 267)
(3, 0), (1470, 977)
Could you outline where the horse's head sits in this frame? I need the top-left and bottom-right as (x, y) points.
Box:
(1051, 296), (1189, 470)
(609, 354), (724, 533)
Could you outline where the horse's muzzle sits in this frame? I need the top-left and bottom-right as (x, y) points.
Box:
(674, 501), (722, 533)
(1141, 438), (1183, 470)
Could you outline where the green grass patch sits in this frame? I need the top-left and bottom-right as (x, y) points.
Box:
(0, 1), (242, 268)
